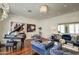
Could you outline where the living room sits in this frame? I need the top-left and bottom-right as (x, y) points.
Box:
(0, 3), (79, 55)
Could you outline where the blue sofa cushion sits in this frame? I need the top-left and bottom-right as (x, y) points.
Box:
(44, 41), (54, 49)
(62, 34), (71, 41)
(31, 41), (46, 50)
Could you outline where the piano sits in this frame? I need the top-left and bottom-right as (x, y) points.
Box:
(3, 24), (26, 51)
(4, 34), (23, 51)
(4, 24), (25, 40)
(4, 34), (24, 40)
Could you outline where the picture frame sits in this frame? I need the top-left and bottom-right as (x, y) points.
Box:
(27, 24), (36, 32)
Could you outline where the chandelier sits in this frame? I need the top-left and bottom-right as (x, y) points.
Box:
(0, 3), (9, 21)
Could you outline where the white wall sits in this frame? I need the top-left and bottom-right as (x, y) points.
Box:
(0, 21), (3, 41)
(39, 11), (79, 38)
(0, 14), (40, 40)
(0, 11), (79, 40)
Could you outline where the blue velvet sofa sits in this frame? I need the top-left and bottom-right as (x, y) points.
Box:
(31, 41), (54, 55)
(50, 42), (64, 55)
(62, 34), (79, 47)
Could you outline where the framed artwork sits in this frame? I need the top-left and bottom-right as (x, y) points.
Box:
(10, 22), (36, 32)
(27, 24), (36, 32)
(10, 22), (25, 31)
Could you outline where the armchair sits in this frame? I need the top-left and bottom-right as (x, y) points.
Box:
(50, 42), (64, 55)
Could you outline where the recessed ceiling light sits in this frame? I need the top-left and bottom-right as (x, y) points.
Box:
(40, 5), (48, 13)
(64, 4), (67, 7)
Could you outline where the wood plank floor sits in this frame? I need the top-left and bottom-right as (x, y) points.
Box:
(0, 39), (32, 55)
(0, 38), (48, 55)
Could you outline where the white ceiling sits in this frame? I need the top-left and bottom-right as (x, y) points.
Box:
(6, 3), (79, 19)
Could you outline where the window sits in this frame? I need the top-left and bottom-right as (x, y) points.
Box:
(75, 24), (79, 34)
(69, 24), (75, 34)
(60, 25), (65, 33)
(58, 25), (61, 32)
(58, 23), (79, 34)
(58, 25), (65, 33)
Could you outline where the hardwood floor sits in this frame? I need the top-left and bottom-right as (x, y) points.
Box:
(0, 38), (48, 55)
(0, 39), (32, 55)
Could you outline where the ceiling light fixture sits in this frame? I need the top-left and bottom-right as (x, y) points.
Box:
(0, 3), (9, 21)
(40, 5), (48, 13)
(64, 4), (67, 7)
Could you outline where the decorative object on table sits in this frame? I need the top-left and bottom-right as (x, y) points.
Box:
(59, 39), (66, 45)
(50, 34), (62, 42)
(27, 24), (36, 32)
(38, 27), (42, 36)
